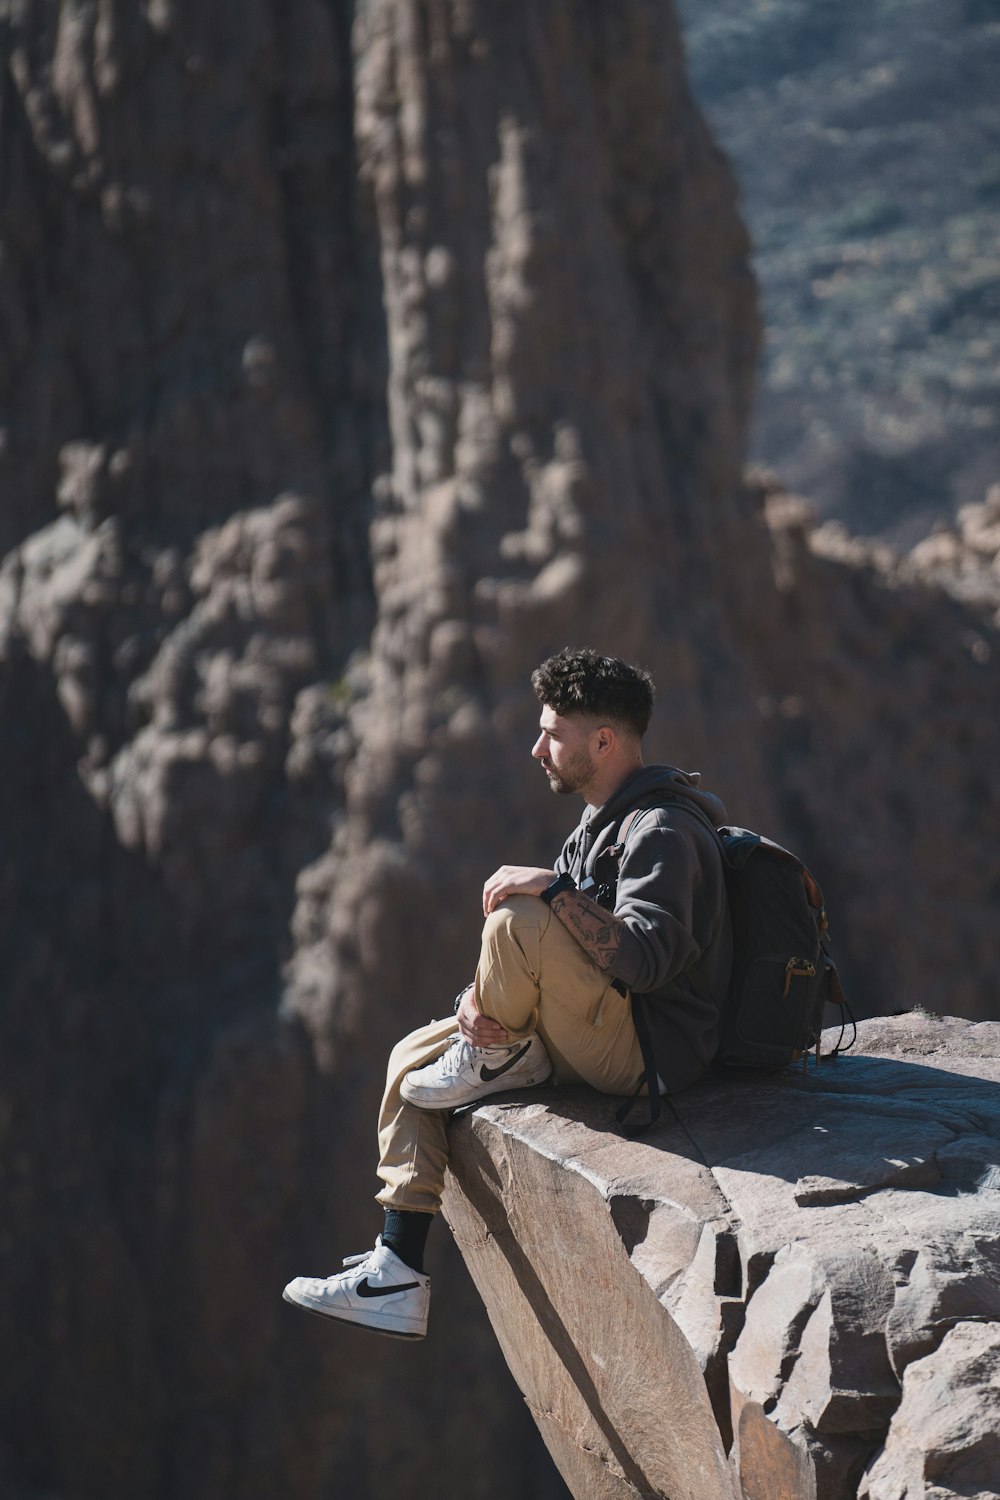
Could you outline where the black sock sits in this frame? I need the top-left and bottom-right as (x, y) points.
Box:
(382, 1209), (432, 1273)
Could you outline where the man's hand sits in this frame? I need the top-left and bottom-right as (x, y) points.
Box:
(455, 985), (508, 1047)
(482, 865), (557, 916)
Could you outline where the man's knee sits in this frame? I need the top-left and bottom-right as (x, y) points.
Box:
(386, 1023), (453, 1082)
(482, 894), (547, 949)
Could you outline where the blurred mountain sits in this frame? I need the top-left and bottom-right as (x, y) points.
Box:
(675, 0), (1000, 546)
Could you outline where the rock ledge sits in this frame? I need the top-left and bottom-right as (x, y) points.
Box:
(443, 1014), (1000, 1500)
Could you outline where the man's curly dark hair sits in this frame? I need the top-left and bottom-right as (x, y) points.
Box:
(531, 648), (654, 739)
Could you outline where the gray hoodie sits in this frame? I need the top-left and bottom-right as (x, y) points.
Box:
(555, 765), (732, 1094)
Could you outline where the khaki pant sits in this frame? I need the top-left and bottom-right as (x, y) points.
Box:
(376, 894), (646, 1214)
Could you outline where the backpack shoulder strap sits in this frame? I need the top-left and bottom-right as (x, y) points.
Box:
(610, 805), (648, 854)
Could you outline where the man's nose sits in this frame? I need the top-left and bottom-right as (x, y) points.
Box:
(531, 733), (547, 759)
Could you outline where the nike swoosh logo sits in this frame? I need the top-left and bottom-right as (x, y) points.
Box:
(356, 1277), (420, 1299)
(480, 1040), (533, 1083)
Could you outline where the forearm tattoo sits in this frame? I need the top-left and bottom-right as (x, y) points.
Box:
(549, 889), (625, 970)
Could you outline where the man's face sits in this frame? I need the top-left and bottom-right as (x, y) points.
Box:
(531, 706), (599, 797)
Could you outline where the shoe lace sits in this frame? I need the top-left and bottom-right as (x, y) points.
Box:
(440, 1037), (510, 1075)
(337, 1245), (383, 1275)
(439, 1039), (475, 1076)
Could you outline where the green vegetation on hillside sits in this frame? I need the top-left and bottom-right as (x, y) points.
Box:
(676, 0), (1000, 544)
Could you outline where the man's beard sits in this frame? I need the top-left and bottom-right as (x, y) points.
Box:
(543, 748), (595, 797)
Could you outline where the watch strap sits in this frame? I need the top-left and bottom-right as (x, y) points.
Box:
(541, 872), (576, 905)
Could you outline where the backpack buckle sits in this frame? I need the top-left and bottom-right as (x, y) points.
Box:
(783, 958), (816, 997)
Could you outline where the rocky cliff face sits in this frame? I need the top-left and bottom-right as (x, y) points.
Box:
(0, 2), (998, 1498)
(443, 1015), (1000, 1500)
(284, 0), (763, 1055)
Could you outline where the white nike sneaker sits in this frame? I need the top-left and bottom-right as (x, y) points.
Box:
(282, 1237), (430, 1339)
(400, 1033), (552, 1110)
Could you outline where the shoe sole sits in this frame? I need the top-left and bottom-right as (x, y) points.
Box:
(282, 1288), (426, 1340)
(400, 1066), (552, 1110)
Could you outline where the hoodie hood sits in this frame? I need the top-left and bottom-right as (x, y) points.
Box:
(591, 764), (727, 834)
(557, 764), (728, 882)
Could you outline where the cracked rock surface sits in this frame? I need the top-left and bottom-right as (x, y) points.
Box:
(442, 1013), (1000, 1500)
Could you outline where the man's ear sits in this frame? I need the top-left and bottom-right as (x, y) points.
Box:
(594, 724), (615, 757)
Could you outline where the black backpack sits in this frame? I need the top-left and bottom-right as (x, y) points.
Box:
(600, 799), (853, 1130)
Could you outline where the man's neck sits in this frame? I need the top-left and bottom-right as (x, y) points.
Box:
(582, 757), (644, 812)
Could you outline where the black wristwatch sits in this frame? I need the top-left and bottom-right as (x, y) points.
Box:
(541, 872), (576, 905)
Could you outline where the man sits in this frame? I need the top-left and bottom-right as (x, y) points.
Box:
(283, 648), (731, 1338)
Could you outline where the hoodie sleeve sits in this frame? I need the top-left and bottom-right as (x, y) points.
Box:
(607, 806), (721, 995)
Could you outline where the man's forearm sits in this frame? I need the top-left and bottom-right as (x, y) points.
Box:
(548, 888), (626, 971)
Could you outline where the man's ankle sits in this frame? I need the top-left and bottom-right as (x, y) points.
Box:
(381, 1208), (433, 1273)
